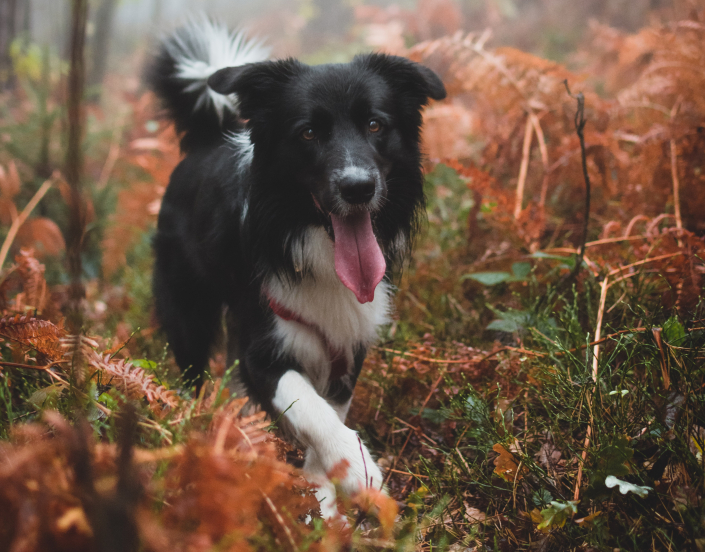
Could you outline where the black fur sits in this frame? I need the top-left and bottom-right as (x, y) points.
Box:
(147, 28), (446, 411)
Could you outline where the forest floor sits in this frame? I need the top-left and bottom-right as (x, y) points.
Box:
(1, 7), (705, 552)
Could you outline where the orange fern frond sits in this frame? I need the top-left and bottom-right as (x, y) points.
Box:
(86, 351), (180, 412)
(0, 314), (65, 362)
(61, 334), (100, 385)
(13, 248), (47, 314)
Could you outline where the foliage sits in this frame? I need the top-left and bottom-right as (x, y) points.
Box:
(1, 2), (705, 551)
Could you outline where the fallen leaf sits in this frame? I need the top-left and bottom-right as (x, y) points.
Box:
(492, 443), (522, 481)
(537, 500), (577, 531)
(605, 475), (652, 497)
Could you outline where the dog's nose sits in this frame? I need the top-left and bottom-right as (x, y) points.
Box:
(339, 175), (376, 204)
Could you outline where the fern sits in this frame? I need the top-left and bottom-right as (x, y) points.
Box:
(87, 351), (179, 411)
(14, 248), (47, 314)
(0, 314), (65, 362)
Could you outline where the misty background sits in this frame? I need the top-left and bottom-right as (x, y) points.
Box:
(1, 0), (685, 99)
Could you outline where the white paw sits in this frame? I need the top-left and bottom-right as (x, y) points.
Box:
(319, 428), (385, 496)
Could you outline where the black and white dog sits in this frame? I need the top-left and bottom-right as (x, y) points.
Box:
(148, 20), (445, 516)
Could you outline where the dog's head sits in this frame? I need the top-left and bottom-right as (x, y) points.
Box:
(209, 54), (445, 302)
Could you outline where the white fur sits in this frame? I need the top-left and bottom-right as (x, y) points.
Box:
(166, 18), (270, 121)
(331, 165), (374, 182)
(266, 227), (389, 515)
(265, 226), (391, 392)
(332, 398), (352, 423)
(330, 163), (384, 214)
(226, 129), (255, 173)
(273, 371), (384, 502)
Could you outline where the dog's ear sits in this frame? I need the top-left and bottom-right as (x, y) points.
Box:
(208, 59), (303, 120)
(356, 54), (446, 106)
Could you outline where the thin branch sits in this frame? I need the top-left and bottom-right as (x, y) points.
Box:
(564, 80), (591, 280)
(378, 347), (477, 364)
(65, 0), (89, 336)
(0, 360), (58, 371)
(514, 114), (534, 219)
(530, 112), (550, 209)
(669, 101), (682, 231)
(573, 276), (608, 501)
(0, 175), (56, 270)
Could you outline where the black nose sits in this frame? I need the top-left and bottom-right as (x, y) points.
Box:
(339, 175), (376, 204)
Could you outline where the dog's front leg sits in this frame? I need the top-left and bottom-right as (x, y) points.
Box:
(272, 370), (384, 514)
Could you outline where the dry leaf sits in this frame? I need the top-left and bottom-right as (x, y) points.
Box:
(492, 443), (523, 481)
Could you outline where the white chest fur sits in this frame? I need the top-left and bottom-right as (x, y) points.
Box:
(264, 226), (391, 391)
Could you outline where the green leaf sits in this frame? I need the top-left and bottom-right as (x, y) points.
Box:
(511, 262), (531, 279)
(132, 359), (157, 370)
(531, 251), (576, 269)
(420, 407), (450, 424)
(605, 476), (652, 497)
(532, 489), (553, 507)
(591, 435), (633, 483)
(462, 263), (531, 285)
(461, 271), (513, 285)
(464, 394), (490, 425)
(663, 316), (686, 345)
(486, 309), (532, 333)
(98, 392), (119, 411)
(537, 501), (578, 530)
(28, 382), (67, 409)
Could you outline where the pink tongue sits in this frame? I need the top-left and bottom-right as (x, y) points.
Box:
(330, 211), (386, 303)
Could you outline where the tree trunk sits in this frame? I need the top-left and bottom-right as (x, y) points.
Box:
(65, 0), (89, 335)
(86, 0), (117, 101)
(0, 0), (18, 89)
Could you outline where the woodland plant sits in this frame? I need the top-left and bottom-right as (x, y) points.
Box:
(1, 4), (705, 552)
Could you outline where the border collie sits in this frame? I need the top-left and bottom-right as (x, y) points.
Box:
(147, 19), (445, 517)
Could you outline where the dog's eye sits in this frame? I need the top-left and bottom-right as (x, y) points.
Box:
(301, 128), (316, 141)
(368, 120), (381, 133)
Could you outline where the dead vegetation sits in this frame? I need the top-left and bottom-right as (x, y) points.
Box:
(1, 3), (705, 551)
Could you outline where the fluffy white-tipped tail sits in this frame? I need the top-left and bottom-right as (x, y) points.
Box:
(166, 19), (270, 119)
(147, 18), (270, 150)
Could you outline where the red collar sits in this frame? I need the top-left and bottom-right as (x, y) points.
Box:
(267, 294), (349, 382)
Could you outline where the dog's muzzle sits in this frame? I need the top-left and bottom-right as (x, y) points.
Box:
(338, 173), (376, 205)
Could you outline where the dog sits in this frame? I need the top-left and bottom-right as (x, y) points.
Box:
(147, 19), (445, 517)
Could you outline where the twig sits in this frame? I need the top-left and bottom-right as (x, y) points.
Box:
(607, 252), (683, 279)
(564, 80), (591, 280)
(585, 236), (649, 248)
(378, 347), (475, 364)
(260, 486), (299, 552)
(476, 346), (545, 363)
(388, 468), (429, 479)
(530, 112), (550, 209)
(624, 215), (650, 237)
(514, 114), (534, 219)
(0, 360), (57, 371)
(65, 0), (89, 337)
(669, 100), (683, 231)
(573, 275), (608, 501)
(646, 213), (676, 236)
(0, 175), (56, 270)
(552, 327), (647, 356)
(570, 254), (685, 499)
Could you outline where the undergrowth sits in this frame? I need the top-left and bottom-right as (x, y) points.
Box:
(1, 3), (705, 551)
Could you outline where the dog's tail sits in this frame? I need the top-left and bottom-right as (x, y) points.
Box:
(146, 18), (269, 151)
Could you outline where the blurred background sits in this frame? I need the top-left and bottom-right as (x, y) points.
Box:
(1, 3), (705, 549)
(0, 0), (688, 80)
